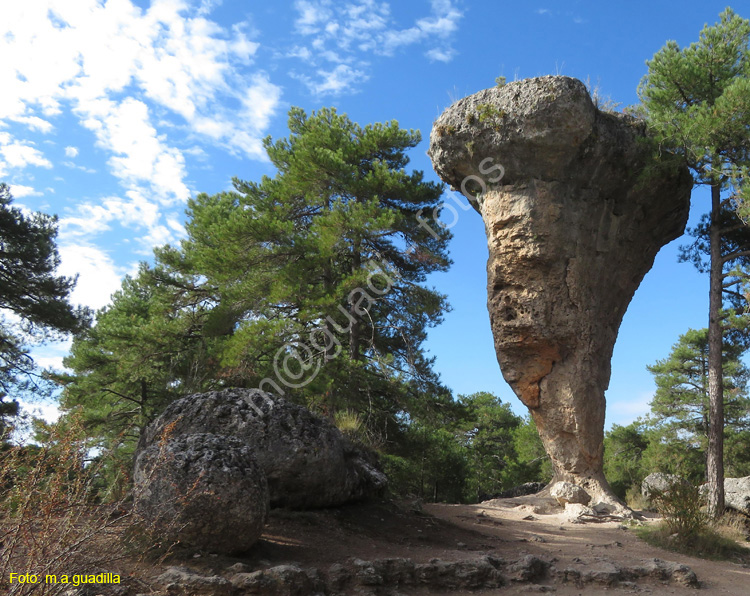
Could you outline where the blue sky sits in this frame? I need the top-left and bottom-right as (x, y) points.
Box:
(0, 0), (739, 426)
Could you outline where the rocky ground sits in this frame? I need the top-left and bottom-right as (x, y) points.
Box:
(111, 494), (750, 595)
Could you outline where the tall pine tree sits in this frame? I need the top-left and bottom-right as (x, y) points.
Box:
(646, 328), (750, 483)
(639, 8), (750, 517)
(0, 183), (88, 434)
(167, 106), (452, 427)
(65, 107), (453, 449)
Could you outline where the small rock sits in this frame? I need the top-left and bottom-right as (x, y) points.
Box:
(156, 567), (231, 596)
(327, 563), (352, 591)
(230, 565), (314, 595)
(530, 534), (547, 543)
(637, 558), (699, 588)
(550, 482), (591, 506)
(225, 562), (252, 574)
(509, 555), (551, 582)
(562, 503), (596, 523)
(579, 561), (621, 586)
(641, 473), (685, 500)
(722, 476), (750, 515)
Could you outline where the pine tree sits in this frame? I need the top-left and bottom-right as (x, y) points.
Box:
(603, 422), (649, 500)
(457, 392), (523, 501)
(0, 183), (88, 434)
(638, 8), (750, 517)
(646, 328), (750, 484)
(59, 264), (219, 445)
(65, 106), (453, 449)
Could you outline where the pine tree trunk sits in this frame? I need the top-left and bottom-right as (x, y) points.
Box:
(349, 244), (362, 361)
(707, 182), (725, 519)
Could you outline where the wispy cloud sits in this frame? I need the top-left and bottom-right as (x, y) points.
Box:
(76, 97), (190, 205)
(9, 116), (54, 134)
(9, 184), (43, 198)
(0, 133), (53, 177)
(0, 0), (282, 251)
(290, 0), (463, 95)
(291, 64), (369, 96)
(534, 7), (586, 25)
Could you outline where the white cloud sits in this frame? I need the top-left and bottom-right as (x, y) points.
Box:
(425, 46), (455, 63)
(295, 64), (370, 96)
(77, 97), (190, 204)
(9, 184), (43, 198)
(58, 244), (127, 311)
(198, 0), (224, 17)
(32, 339), (73, 374)
(0, 133), (52, 176)
(229, 29), (261, 63)
(11, 116), (54, 133)
(0, 0), (281, 197)
(607, 391), (654, 426)
(62, 161), (96, 174)
(190, 73), (281, 159)
(64, 146), (79, 158)
(287, 46), (313, 61)
(290, 0), (463, 95)
(60, 191), (162, 239)
(295, 0), (334, 35)
(18, 400), (61, 425)
(183, 145), (208, 158)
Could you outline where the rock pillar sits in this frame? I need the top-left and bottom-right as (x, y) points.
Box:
(428, 76), (691, 507)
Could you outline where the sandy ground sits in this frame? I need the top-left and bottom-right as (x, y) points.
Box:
(148, 495), (750, 595)
(425, 497), (750, 594)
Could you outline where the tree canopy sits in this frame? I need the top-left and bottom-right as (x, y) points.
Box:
(645, 328), (750, 482)
(62, 106), (454, 460)
(639, 7), (750, 517)
(0, 183), (88, 434)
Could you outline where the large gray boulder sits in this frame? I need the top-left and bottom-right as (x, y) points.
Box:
(428, 76), (692, 510)
(133, 433), (268, 554)
(641, 472), (685, 501)
(722, 476), (750, 515)
(140, 388), (387, 509)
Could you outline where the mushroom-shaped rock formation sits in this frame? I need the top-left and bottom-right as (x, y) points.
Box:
(428, 76), (691, 509)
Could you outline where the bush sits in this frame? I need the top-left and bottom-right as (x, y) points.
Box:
(636, 478), (750, 562)
(625, 484), (648, 511)
(0, 414), (134, 595)
(648, 480), (707, 539)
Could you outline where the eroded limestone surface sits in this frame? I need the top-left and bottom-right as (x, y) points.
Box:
(428, 76), (691, 508)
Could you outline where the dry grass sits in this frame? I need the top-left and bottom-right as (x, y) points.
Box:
(635, 483), (750, 562)
(0, 414), (135, 595)
(636, 521), (750, 562)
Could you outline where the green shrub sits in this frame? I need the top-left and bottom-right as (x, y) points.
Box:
(648, 480), (707, 539)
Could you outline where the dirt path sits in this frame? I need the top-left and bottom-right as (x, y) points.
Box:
(426, 497), (750, 594)
(138, 496), (750, 594)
